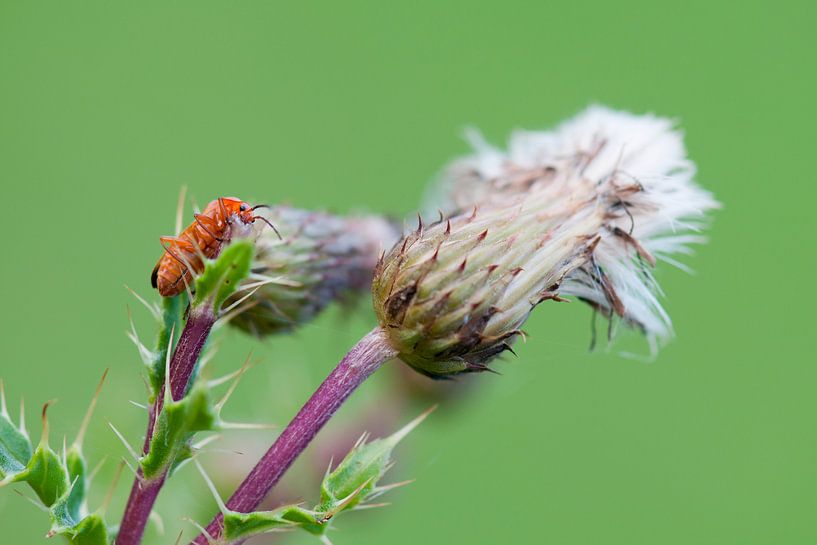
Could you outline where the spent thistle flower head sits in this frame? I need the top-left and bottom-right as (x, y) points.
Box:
(375, 106), (718, 377)
(229, 206), (399, 336)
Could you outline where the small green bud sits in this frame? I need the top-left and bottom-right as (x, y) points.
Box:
(229, 206), (399, 336)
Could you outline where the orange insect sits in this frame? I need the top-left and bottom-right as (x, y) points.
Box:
(151, 197), (278, 297)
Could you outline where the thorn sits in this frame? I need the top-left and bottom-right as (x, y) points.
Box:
(121, 456), (138, 478)
(13, 489), (49, 513)
(192, 434), (221, 451)
(87, 456), (108, 483)
(374, 479), (414, 493)
(39, 400), (57, 448)
(466, 362), (500, 375)
(124, 285), (161, 321)
(458, 257), (467, 273)
(216, 299), (260, 328)
(73, 368), (108, 453)
(324, 456), (335, 480)
(99, 460), (125, 515)
(353, 501), (391, 510)
(468, 205), (478, 221)
(320, 477), (374, 522)
(389, 405), (437, 445)
(127, 306), (156, 366)
(164, 323), (176, 402)
(149, 510), (165, 535)
(215, 352), (253, 411)
(416, 212), (424, 234)
(194, 460), (228, 513)
(586, 234), (602, 254)
(444, 219), (451, 236)
(475, 229), (488, 243)
(352, 431), (370, 450)
(0, 378), (7, 418)
(19, 396), (28, 438)
(218, 285), (261, 317)
(218, 421), (277, 431)
(182, 517), (215, 544)
(207, 358), (257, 389)
(140, 374), (152, 397)
(431, 241), (442, 262)
(502, 342), (518, 357)
(107, 421), (139, 461)
(129, 400), (148, 410)
(175, 185), (188, 236)
(535, 291), (569, 305)
(366, 479), (415, 501)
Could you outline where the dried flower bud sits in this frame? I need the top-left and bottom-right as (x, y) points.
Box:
(229, 206), (399, 336)
(376, 106), (717, 376)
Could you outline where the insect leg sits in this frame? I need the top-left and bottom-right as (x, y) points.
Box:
(159, 236), (196, 267)
(217, 196), (237, 227)
(193, 213), (224, 242)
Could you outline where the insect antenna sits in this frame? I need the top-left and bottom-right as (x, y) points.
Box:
(253, 215), (283, 240)
(250, 204), (269, 211)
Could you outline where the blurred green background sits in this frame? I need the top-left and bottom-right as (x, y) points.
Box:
(1, 1), (815, 544)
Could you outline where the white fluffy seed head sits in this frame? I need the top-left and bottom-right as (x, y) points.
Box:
(431, 105), (719, 352)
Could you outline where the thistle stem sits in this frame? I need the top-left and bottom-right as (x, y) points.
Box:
(117, 307), (217, 545)
(192, 327), (396, 545)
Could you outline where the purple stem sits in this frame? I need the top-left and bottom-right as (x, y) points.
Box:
(192, 327), (396, 545)
(117, 307), (217, 545)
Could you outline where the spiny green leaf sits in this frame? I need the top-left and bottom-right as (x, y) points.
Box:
(214, 408), (433, 544)
(14, 404), (71, 506)
(318, 407), (432, 514)
(53, 512), (110, 545)
(0, 389), (32, 481)
(192, 240), (254, 312)
(222, 505), (304, 542)
(21, 444), (70, 506)
(49, 476), (82, 533)
(140, 386), (217, 480)
(68, 513), (109, 545)
(49, 479), (110, 544)
(64, 445), (87, 522)
(1, 386), (110, 545)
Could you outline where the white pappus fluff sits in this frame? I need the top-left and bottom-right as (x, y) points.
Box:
(434, 105), (719, 352)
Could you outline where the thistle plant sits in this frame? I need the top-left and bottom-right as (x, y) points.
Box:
(191, 106), (717, 543)
(0, 375), (112, 544)
(1, 106), (716, 545)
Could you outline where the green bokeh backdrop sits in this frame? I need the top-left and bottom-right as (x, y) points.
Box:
(1, 2), (814, 544)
